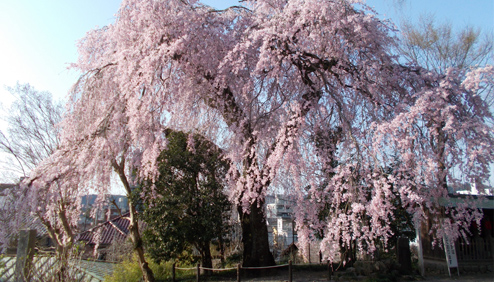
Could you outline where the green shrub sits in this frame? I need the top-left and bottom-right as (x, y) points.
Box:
(104, 253), (197, 282)
(224, 250), (242, 267)
(104, 254), (143, 282)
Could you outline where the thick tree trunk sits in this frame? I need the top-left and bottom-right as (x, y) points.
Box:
(238, 199), (275, 267)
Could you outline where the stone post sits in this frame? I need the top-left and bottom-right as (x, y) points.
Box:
(14, 229), (37, 282)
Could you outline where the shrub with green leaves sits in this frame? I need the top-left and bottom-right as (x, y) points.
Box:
(104, 253), (196, 282)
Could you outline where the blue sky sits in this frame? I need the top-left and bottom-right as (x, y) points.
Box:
(0, 0), (492, 108)
(368, 0), (493, 29)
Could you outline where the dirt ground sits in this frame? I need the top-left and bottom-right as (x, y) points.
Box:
(230, 270), (494, 282)
(419, 273), (494, 282)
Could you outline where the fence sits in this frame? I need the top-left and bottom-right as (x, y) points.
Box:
(456, 236), (493, 263)
(172, 260), (334, 282)
(0, 255), (113, 282)
(1, 229), (116, 281)
(0, 256), (16, 282)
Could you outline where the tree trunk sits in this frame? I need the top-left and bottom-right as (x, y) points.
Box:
(238, 198), (275, 267)
(113, 158), (155, 282)
(339, 240), (356, 267)
(128, 205), (155, 282)
(38, 214), (74, 282)
(219, 235), (225, 265)
(199, 241), (213, 275)
(55, 244), (70, 282)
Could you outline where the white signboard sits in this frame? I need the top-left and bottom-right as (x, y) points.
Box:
(443, 235), (459, 276)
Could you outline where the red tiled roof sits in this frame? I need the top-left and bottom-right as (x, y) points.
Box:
(77, 212), (131, 245)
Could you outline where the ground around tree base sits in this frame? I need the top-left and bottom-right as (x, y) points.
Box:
(184, 269), (494, 282)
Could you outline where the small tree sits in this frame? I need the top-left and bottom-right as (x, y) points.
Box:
(0, 83), (63, 181)
(399, 15), (494, 106)
(400, 15), (493, 72)
(0, 84), (82, 280)
(141, 130), (231, 269)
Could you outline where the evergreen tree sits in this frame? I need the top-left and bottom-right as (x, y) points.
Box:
(140, 130), (231, 269)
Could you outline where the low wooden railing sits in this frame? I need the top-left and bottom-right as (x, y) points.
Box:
(172, 260), (334, 282)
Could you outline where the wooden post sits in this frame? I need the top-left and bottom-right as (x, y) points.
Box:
(14, 229), (36, 282)
(237, 263), (241, 282)
(289, 260), (293, 282)
(308, 243), (311, 264)
(328, 260), (332, 281)
(196, 263), (200, 282)
(172, 263), (176, 282)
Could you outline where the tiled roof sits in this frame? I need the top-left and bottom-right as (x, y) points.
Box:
(22, 216), (48, 238)
(0, 183), (16, 196)
(77, 212), (131, 246)
(0, 211), (48, 239)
